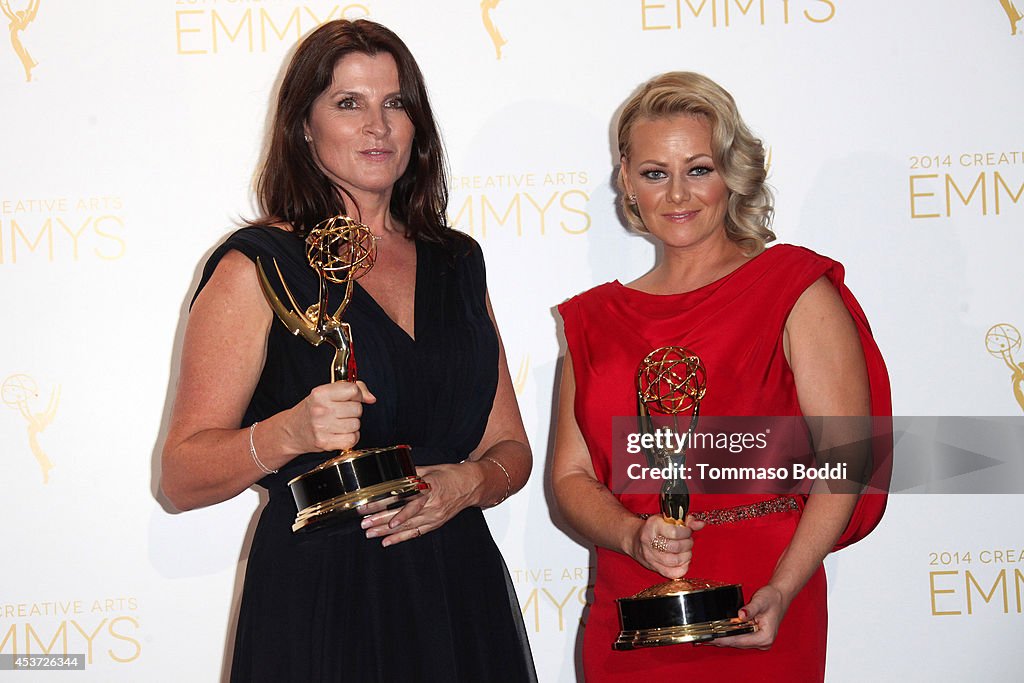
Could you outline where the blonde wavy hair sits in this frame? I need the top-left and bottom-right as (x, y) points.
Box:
(617, 72), (775, 254)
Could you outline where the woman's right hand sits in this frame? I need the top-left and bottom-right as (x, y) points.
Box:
(284, 380), (376, 454)
(628, 514), (704, 580)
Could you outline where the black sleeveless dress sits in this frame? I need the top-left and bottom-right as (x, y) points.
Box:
(194, 226), (536, 682)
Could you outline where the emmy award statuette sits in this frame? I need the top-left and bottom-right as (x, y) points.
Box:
(614, 347), (756, 649)
(256, 215), (427, 533)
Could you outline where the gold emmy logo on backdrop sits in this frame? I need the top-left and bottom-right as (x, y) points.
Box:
(480, 0), (506, 59)
(2, 373), (59, 483)
(513, 355), (530, 396)
(985, 323), (1024, 412)
(448, 169), (592, 238)
(997, 0), (1023, 35)
(1, 0), (39, 82)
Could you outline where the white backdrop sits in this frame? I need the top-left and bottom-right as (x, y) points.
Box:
(2, 1), (1022, 680)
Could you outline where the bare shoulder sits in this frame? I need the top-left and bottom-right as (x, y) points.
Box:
(784, 276), (859, 363)
(193, 249), (264, 311)
(785, 275), (860, 337)
(785, 276), (868, 415)
(210, 247), (257, 279)
(189, 249), (272, 345)
(172, 249), (272, 433)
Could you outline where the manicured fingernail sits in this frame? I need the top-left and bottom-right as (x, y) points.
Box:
(360, 519), (371, 529)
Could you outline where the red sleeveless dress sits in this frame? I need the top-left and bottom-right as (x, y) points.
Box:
(558, 244), (891, 682)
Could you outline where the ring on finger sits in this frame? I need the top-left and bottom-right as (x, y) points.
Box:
(650, 534), (669, 553)
(414, 527), (422, 538)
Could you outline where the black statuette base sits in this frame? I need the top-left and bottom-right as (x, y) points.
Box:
(288, 445), (426, 533)
(614, 579), (756, 650)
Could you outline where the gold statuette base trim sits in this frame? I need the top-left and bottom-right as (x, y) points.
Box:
(613, 617), (756, 650)
(291, 476), (426, 533)
(614, 578), (755, 650)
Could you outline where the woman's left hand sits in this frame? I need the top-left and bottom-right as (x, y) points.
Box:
(360, 462), (483, 546)
(711, 584), (791, 650)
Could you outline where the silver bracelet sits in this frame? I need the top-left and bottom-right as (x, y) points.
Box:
(482, 456), (511, 507)
(249, 422), (278, 475)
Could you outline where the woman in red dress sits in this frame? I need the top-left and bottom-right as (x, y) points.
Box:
(552, 72), (890, 681)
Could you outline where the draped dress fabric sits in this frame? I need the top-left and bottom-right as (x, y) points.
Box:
(557, 244), (891, 682)
(193, 226), (536, 683)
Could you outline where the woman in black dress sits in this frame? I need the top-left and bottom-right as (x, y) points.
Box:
(161, 19), (536, 682)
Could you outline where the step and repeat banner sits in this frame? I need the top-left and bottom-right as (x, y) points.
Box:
(2, 1), (1022, 680)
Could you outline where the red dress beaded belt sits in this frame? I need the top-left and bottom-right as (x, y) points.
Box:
(638, 496), (800, 525)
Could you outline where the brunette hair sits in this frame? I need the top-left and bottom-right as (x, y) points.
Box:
(255, 19), (454, 245)
(617, 72), (775, 254)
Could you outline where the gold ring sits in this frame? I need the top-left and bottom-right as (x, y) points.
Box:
(650, 534), (669, 553)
